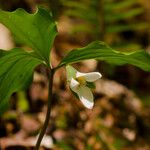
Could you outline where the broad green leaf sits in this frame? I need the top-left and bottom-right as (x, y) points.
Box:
(0, 8), (57, 65)
(59, 41), (150, 71)
(0, 48), (42, 115)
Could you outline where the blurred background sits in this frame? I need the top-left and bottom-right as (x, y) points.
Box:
(0, 0), (150, 149)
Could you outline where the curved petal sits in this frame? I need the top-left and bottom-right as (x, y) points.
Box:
(76, 86), (94, 109)
(70, 78), (79, 92)
(76, 71), (102, 82)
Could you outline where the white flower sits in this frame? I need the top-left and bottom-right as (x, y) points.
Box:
(66, 65), (102, 109)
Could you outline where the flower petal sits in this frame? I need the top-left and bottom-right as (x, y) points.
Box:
(77, 86), (94, 109)
(76, 71), (102, 82)
(70, 78), (79, 92)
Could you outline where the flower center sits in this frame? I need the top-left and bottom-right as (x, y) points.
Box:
(76, 76), (86, 86)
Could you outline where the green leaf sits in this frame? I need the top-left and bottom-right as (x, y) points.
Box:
(0, 48), (42, 115)
(105, 8), (144, 22)
(59, 41), (150, 72)
(106, 23), (149, 33)
(104, 0), (138, 11)
(62, 1), (88, 10)
(64, 9), (97, 23)
(0, 8), (57, 65)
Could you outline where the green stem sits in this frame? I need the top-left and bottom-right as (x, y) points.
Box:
(34, 68), (54, 150)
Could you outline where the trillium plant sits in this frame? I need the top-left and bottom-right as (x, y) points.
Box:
(0, 8), (150, 150)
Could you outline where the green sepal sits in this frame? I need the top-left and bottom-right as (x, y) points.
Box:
(86, 82), (96, 89)
(66, 65), (77, 81)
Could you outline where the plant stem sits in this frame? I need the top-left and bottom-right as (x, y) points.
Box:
(34, 68), (54, 150)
